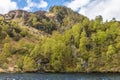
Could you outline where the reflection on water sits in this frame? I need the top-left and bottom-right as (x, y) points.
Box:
(0, 73), (119, 80)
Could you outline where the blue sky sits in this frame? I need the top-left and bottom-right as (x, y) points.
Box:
(12, 0), (71, 11)
(0, 0), (120, 21)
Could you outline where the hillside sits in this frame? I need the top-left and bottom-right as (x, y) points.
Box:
(0, 6), (120, 73)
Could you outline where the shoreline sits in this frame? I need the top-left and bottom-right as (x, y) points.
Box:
(0, 71), (120, 74)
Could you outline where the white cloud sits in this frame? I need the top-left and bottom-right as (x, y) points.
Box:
(23, 0), (48, 11)
(0, 0), (18, 14)
(66, 0), (120, 21)
(66, 0), (90, 11)
(38, 0), (48, 8)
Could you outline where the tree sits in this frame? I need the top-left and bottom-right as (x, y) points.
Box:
(23, 55), (36, 71)
(72, 23), (82, 47)
(92, 30), (107, 45)
(2, 43), (12, 57)
(78, 31), (90, 71)
(106, 45), (116, 60)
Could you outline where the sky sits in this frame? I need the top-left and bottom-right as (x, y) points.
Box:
(0, 0), (120, 21)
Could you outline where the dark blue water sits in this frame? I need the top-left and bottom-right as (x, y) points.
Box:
(0, 73), (119, 80)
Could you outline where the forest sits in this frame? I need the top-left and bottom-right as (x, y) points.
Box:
(0, 6), (120, 73)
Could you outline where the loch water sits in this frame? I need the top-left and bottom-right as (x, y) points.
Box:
(0, 73), (120, 80)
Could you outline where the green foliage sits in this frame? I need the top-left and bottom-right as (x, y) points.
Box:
(2, 43), (14, 57)
(107, 45), (116, 60)
(92, 30), (107, 44)
(20, 29), (27, 37)
(16, 55), (24, 70)
(23, 55), (36, 71)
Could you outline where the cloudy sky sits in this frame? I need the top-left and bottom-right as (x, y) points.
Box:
(0, 0), (120, 21)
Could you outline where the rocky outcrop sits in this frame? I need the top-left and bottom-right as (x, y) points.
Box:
(34, 11), (46, 15)
(2, 6), (85, 34)
(8, 10), (28, 18)
(4, 10), (29, 22)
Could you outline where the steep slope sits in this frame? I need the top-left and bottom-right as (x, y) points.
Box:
(0, 6), (120, 73)
(0, 6), (86, 72)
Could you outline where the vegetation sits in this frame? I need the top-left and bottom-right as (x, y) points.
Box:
(0, 6), (120, 73)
